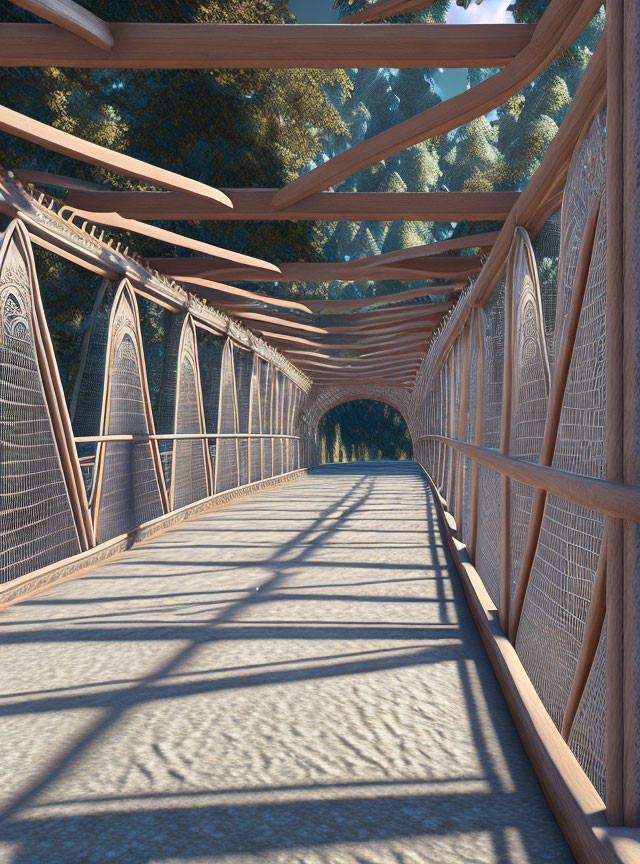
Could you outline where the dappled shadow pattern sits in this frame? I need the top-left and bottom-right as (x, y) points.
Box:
(0, 462), (573, 863)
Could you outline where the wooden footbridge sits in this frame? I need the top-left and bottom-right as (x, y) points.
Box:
(0, 0), (639, 861)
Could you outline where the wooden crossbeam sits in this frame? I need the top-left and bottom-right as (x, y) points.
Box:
(63, 187), (518, 222)
(144, 257), (481, 281)
(8, 0), (114, 50)
(341, 0), (440, 24)
(0, 107), (232, 205)
(251, 329), (433, 350)
(0, 22), (535, 68)
(272, 0), (601, 209)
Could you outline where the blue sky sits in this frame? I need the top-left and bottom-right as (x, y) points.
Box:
(287, 0), (514, 24)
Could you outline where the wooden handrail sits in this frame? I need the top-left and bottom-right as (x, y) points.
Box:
(419, 435), (640, 525)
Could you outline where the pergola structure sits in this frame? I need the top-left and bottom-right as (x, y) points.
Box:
(1, 1), (640, 863)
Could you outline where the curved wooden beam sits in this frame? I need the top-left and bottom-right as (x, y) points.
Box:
(8, 0), (114, 51)
(63, 208), (278, 273)
(0, 106), (232, 206)
(0, 22), (535, 68)
(144, 257), (481, 281)
(272, 0), (602, 209)
(64, 186), (518, 222)
(341, 0), (440, 23)
(301, 283), (463, 313)
(348, 231), (500, 270)
(250, 329), (432, 350)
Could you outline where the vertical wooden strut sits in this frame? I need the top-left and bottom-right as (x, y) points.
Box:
(508, 198), (601, 644)
(456, 321), (472, 536)
(468, 308), (484, 562)
(498, 236), (517, 632)
(620, 0), (640, 827)
(605, 0), (625, 826)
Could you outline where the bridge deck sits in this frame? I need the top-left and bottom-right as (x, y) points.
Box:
(0, 462), (573, 863)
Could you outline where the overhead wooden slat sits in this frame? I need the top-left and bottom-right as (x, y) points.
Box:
(0, 107), (232, 206)
(341, 0), (440, 24)
(349, 231), (500, 270)
(63, 187), (518, 222)
(272, 0), (601, 209)
(62, 208), (279, 272)
(301, 283), (463, 313)
(8, 0), (114, 50)
(249, 330), (434, 350)
(0, 22), (535, 68)
(144, 257), (482, 281)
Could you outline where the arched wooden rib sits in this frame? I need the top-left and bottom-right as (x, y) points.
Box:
(0, 104), (232, 205)
(62, 207), (279, 273)
(14, 169), (107, 192)
(91, 279), (167, 543)
(8, 0), (114, 50)
(341, 0), (440, 23)
(254, 330), (433, 350)
(64, 187), (519, 222)
(272, 0), (601, 209)
(0, 219), (91, 576)
(0, 22), (535, 68)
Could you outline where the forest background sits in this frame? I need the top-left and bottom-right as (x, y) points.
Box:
(0, 0), (603, 460)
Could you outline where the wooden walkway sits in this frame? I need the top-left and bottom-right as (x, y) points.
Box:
(0, 462), (573, 863)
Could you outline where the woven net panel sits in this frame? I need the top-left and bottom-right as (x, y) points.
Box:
(462, 316), (479, 548)
(555, 109), (606, 353)
(509, 230), (551, 598)
(516, 192), (607, 732)
(0, 228), (80, 582)
(249, 354), (262, 484)
(261, 360), (273, 479)
(71, 280), (116, 496)
(474, 278), (505, 608)
(273, 371), (283, 477)
(196, 327), (224, 483)
(216, 340), (239, 493)
(234, 345), (253, 487)
(172, 323), (208, 510)
(150, 308), (182, 490)
(532, 213), (561, 369)
(567, 621), (607, 800)
(96, 301), (164, 545)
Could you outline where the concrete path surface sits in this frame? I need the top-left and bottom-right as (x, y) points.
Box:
(0, 461), (574, 863)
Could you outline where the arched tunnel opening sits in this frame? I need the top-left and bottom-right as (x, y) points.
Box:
(317, 399), (412, 463)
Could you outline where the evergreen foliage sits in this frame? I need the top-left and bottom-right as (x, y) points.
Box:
(318, 401), (412, 462)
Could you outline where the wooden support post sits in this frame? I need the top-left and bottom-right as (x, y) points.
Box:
(605, 0), (625, 826)
(456, 322), (472, 534)
(468, 308), (484, 562)
(620, 0), (640, 826)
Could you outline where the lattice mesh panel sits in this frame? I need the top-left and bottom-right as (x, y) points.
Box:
(197, 328), (224, 483)
(149, 309), (181, 498)
(509, 231), (551, 597)
(462, 316), (479, 548)
(475, 279), (505, 608)
(173, 350), (208, 510)
(216, 341), (239, 493)
(234, 346), (253, 487)
(261, 360), (273, 479)
(96, 328), (164, 544)
(249, 355), (262, 484)
(568, 623), (607, 801)
(273, 371), (283, 477)
(555, 109), (606, 352)
(0, 230), (80, 582)
(517, 193), (607, 731)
